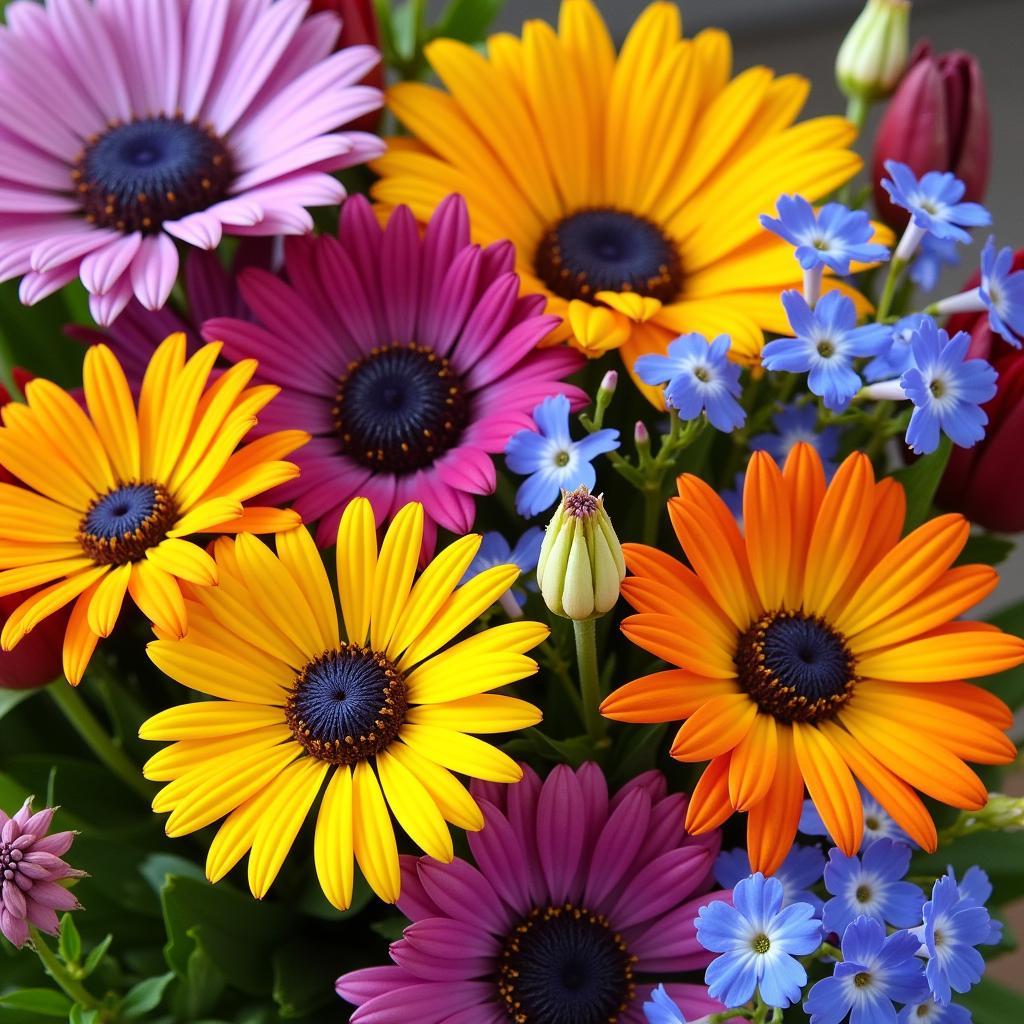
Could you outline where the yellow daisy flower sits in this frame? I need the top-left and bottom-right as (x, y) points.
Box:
(372, 0), (870, 396)
(139, 500), (546, 906)
(0, 333), (305, 684)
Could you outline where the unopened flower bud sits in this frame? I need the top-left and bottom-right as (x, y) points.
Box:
(836, 0), (911, 104)
(537, 486), (625, 621)
(599, 370), (618, 397)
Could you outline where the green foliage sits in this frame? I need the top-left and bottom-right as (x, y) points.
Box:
(962, 978), (1024, 1023)
(0, 990), (72, 1018)
(891, 435), (953, 533)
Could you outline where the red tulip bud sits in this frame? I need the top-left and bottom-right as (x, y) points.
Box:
(309, 0), (383, 133)
(938, 249), (1024, 532)
(0, 382), (67, 689)
(872, 42), (991, 228)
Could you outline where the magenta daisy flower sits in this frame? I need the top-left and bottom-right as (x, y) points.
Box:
(1, 798), (82, 949)
(0, 0), (383, 324)
(203, 194), (587, 551)
(336, 763), (731, 1024)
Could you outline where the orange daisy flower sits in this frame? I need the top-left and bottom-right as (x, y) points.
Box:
(601, 444), (1024, 873)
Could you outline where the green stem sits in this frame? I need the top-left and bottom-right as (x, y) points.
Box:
(573, 617), (606, 744)
(48, 682), (152, 802)
(30, 928), (99, 1010)
(875, 257), (906, 322)
(845, 94), (871, 134)
(641, 484), (662, 547)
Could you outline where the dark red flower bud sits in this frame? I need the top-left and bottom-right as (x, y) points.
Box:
(0, 382), (68, 690)
(938, 249), (1024, 532)
(873, 42), (991, 228)
(310, 0), (383, 133)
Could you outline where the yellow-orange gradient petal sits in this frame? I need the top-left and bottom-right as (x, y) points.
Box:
(601, 670), (738, 723)
(684, 754), (732, 834)
(728, 712), (777, 811)
(670, 692), (756, 761)
(747, 726), (803, 875)
(792, 721), (863, 856)
(781, 442), (826, 607)
(621, 613), (738, 678)
(743, 452), (792, 610)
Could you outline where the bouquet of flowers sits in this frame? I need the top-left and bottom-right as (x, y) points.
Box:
(0, 1), (1021, 1022)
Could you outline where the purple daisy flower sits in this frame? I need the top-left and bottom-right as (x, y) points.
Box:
(1, 797), (82, 948)
(0, 0), (383, 324)
(204, 194), (587, 553)
(336, 763), (730, 1024)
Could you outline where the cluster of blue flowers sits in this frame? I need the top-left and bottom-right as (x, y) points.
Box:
(644, 816), (999, 1024)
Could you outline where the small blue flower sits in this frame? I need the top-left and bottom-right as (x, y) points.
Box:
(643, 984), (687, 1024)
(696, 872), (822, 1009)
(800, 784), (915, 852)
(901, 319), (998, 454)
(916, 872), (994, 1005)
(898, 997), (972, 1024)
(910, 234), (961, 292)
(980, 237), (1024, 347)
(881, 161), (991, 245)
(805, 917), (929, 1024)
(750, 403), (841, 473)
(634, 333), (746, 432)
(760, 194), (890, 275)
(505, 394), (619, 518)
(822, 839), (924, 937)
(461, 528), (543, 607)
(956, 865), (1002, 945)
(865, 314), (933, 382)
(762, 290), (890, 411)
(715, 845), (826, 914)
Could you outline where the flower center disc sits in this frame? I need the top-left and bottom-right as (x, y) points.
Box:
(533, 208), (683, 303)
(79, 482), (177, 566)
(286, 645), (407, 765)
(73, 116), (233, 233)
(735, 610), (855, 724)
(497, 903), (635, 1024)
(333, 343), (470, 473)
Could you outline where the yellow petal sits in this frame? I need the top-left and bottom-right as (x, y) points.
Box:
(146, 538), (218, 587)
(566, 300), (631, 356)
(0, 484), (83, 542)
(144, 724), (292, 781)
(314, 766), (355, 911)
(138, 333), (187, 478)
(1, 567), (107, 651)
(405, 694), (541, 733)
(82, 343), (140, 482)
(352, 760), (400, 903)
(63, 583), (101, 685)
(377, 748), (453, 863)
(370, 502), (423, 651)
(140, 701), (286, 741)
(129, 560), (187, 638)
(399, 722), (522, 783)
(337, 498), (377, 646)
(147, 638), (290, 704)
(276, 525), (339, 652)
(388, 740), (484, 831)
(86, 562), (131, 638)
(167, 497), (244, 538)
(595, 291), (663, 323)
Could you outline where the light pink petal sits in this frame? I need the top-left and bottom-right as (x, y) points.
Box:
(126, 0), (182, 116)
(163, 212), (223, 250)
(0, 130), (74, 191)
(0, 186), (80, 215)
(25, 880), (79, 912)
(81, 232), (142, 295)
(19, 262), (81, 305)
(31, 225), (118, 273)
(129, 233), (179, 310)
(231, 134), (353, 193)
(180, 0), (230, 120)
(208, 197), (264, 227)
(89, 276), (134, 325)
(30, 831), (76, 857)
(232, 170), (345, 209)
(1, 907), (30, 947)
(225, 206), (312, 237)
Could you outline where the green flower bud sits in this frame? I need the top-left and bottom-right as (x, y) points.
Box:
(836, 0), (911, 104)
(537, 486), (625, 621)
(941, 792), (1024, 843)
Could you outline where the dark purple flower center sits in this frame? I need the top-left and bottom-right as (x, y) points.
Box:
(285, 645), (407, 765)
(533, 208), (683, 303)
(735, 610), (855, 724)
(79, 482), (178, 566)
(73, 116), (233, 234)
(497, 903), (635, 1024)
(333, 343), (470, 474)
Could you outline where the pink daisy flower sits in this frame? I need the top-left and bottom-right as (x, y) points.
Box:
(336, 763), (732, 1024)
(0, 797), (82, 949)
(202, 194), (587, 552)
(0, 0), (383, 324)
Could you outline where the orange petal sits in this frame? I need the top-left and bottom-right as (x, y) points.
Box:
(848, 565), (998, 654)
(839, 704), (987, 810)
(685, 754), (733, 834)
(781, 442), (826, 607)
(601, 670), (738, 723)
(621, 613), (739, 678)
(729, 713), (777, 811)
(743, 452), (792, 610)
(834, 514), (969, 636)
(802, 452), (875, 616)
(670, 692), (757, 761)
(856, 623), (1024, 681)
(792, 721), (863, 855)
(747, 726), (803, 875)
(872, 679), (1012, 730)
(818, 720), (937, 853)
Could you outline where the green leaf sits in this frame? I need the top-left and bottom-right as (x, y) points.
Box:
(891, 435), (952, 532)
(369, 916), (406, 942)
(58, 913), (82, 964)
(609, 723), (668, 787)
(68, 1007), (99, 1024)
(522, 728), (594, 767)
(958, 533), (1016, 566)
(435, 0), (503, 43)
(912, 831), (1024, 905)
(0, 990), (72, 1018)
(961, 977), (1024, 1023)
(119, 972), (174, 1019)
(390, 0), (422, 63)
(80, 935), (113, 979)
(0, 280), (86, 388)
(272, 940), (346, 1019)
(171, 943), (225, 1021)
(0, 687), (38, 723)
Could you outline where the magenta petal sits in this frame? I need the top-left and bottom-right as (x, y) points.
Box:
(417, 859), (511, 936)
(466, 315), (561, 391)
(425, 245), (483, 357)
(396, 856), (444, 923)
(441, 1007), (507, 1024)
(583, 788), (652, 912)
(418, 195), (471, 339)
(380, 205), (420, 344)
(350, 980), (494, 1024)
(432, 446), (496, 497)
(335, 964), (419, 1005)
(612, 769), (668, 808)
(635, 793), (689, 870)
(29, 831), (76, 858)
(403, 917), (499, 960)
(467, 801), (532, 914)
(629, 891), (728, 972)
(449, 272), (520, 367)
(0, 907), (29, 948)
(536, 764), (585, 905)
(26, 880), (79, 912)
(609, 846), (712, 929)
(390, 937), (491, 982)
